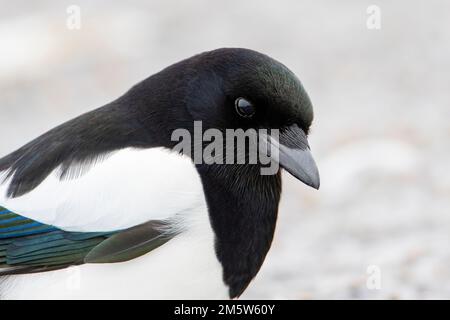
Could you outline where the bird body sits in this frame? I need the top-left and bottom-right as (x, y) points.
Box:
(0, 48), (319, 299)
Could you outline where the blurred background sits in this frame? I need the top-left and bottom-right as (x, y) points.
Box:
(1, 0), (449, 299)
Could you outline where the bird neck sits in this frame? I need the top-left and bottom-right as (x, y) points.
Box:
(196, 164), (282, 298)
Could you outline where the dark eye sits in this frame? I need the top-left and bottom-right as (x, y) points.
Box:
(235, 97), (255, 118)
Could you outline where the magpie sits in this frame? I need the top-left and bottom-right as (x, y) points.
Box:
(0, 48), (319, 299)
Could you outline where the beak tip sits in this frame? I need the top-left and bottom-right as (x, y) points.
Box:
(306, 173), (320, 190)
(283, 166), (320, 190)
(278, 147), (321, 191)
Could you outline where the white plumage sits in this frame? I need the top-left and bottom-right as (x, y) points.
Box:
(1, 148), (205, 232)
(0, 148), (228, 299)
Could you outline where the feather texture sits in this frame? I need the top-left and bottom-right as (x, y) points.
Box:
(0, 206), (175, 275)
(0, 206), (112, 274)
(0, 147), (206, 233)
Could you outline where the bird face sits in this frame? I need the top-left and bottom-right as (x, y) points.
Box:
(183, 48), (320, 189)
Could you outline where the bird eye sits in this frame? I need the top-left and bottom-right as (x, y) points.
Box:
(235, 98), (255, 118)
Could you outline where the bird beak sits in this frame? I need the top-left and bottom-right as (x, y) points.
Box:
(265, 124), (320, 189)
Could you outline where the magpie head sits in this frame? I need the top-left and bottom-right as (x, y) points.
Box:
(178, 48), (320, 189)
(141, 48), (319, 189)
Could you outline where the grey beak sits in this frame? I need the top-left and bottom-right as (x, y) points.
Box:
(278, 145), (320, 189)
(270, 124), (320, 189)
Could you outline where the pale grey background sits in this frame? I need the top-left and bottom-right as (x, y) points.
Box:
(0, 0), (449, 299)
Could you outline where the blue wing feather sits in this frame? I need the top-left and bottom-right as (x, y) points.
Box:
(0, 206), (174, 276)
(0, 206), (114, 274)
